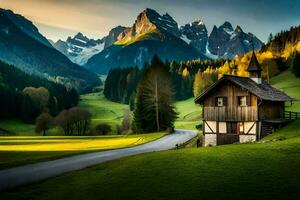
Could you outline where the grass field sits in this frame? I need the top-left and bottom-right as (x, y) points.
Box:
(0, 133), (164, 169)
(174, 98), (201, 130)
(78, 93), (129, 129)
(2, 120), (299, 200)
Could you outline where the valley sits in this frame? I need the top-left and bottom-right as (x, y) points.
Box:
(0, 2), (299, 199)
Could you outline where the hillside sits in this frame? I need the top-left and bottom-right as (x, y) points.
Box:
(271, 70), (300, 112)
(0, 9), (101, 91)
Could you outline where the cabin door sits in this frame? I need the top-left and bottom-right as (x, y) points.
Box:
(226, 122), (237, 134)
(217, 122), (239, 145)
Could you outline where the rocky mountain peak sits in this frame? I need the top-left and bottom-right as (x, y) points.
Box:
(208, 21), (263, 58)
(53, 32), (104, 65)
(235, 25), (243, 33)
(219, 21), (234, 34)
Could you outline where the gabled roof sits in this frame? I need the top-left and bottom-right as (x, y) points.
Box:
(194, 75), (295, 103)
(247, 51), (262, 72)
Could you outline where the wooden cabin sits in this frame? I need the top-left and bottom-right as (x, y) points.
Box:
(195, 52), (295, 146)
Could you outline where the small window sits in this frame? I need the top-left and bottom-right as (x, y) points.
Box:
(238, 96), (247, 107)
(215, 97), (227, 107)
(239, 122), (244, 134)
(217, 97), (224, 107)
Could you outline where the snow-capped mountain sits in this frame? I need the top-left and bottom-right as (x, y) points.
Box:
(85, 8), (204, 74)
(53, 32), (105, 65)
(180, 19), (208, 54)
(207, 22), (263, 58)
(180, 20), (263, 59)
(85, 9), (264, 74)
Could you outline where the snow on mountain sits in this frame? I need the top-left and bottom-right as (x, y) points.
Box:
(53, 32), (104, 66)
(180, 19), (208, 54)
(207, 21), (263, 58)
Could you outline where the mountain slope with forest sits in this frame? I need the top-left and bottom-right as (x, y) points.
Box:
(85, 8), (205, 74)
(0, 9), (101, 92)
(85, 8), (263, 74)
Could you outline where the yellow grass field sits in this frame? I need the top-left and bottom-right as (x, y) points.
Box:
(0, 133), (164, 169)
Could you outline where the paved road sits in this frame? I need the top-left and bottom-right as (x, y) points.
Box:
(0, 129), (197, 191)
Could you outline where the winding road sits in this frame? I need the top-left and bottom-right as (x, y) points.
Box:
(0, 129), (197, 191)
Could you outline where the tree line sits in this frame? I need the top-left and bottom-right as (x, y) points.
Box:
(104, 57), (226, 106)
(0, 61), (79, 123)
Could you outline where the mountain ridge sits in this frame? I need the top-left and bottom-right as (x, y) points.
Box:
(52, 32), (105, 65)
(0, 9), (101, 92)
(83, 8), (263, 74)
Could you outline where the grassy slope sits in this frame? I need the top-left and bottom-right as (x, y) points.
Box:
(2, 120), (299, 200)
(174, 98), (202, 130)
(0, 133), (164, 169)
(78, 93), (128, 129)
(271, 70), (300, 112)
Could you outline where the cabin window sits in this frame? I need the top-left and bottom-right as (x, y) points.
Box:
(238, 122), (244, 134)
(238, 96), (248, 107)
(215, 97), (227, 107)
(217, 98), (223, 106)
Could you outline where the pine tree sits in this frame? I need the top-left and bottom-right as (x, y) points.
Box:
(133, 56), (177, 133)
(193, 70), (203, 97)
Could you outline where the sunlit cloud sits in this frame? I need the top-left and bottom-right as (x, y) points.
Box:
(0, 0), (299, 42)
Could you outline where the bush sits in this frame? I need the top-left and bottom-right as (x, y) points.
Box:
(35, 112), (53, 136)
(94, 124), (112, 135)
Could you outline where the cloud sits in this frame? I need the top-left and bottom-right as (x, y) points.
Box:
(0, 0), (299, 42)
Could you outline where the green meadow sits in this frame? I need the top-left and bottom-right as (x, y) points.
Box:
(271, 70), (300, 112)
(2, 119), (299, 200)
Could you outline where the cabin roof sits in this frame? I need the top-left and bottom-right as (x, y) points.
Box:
(247, 51), (262, 72)
(194, 75), (295, 103)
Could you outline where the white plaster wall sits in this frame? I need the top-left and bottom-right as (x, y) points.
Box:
(239, 135), (256, 143)
(219, 122), (227, 133)
(244, 122), (256, 134)
(205, 121), (217, 133)
(204, 134), (217, 146)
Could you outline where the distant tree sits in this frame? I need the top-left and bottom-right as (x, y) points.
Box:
(268, 33), (274, 44)
(48, 94), (58, 116)
(292, 52), (300, 77)
(94, 124), (112, 135)
(20, 95), (39, 123)
(193, 70), (204, 97)
(69, 107), (91, 135)
(55, 108), (91, 136)
(23, 87), (49, 112)
(35, 113), (53, 136)
(133, 56), (178, 133)
(54, 110), (72, 135)
(121, 110), (132, 132)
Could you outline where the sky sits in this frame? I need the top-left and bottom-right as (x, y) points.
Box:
(0, 0), (299, 42)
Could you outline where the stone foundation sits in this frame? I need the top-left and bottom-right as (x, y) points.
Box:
(204, 134), (217, 147)
(239, 134), (256, 143)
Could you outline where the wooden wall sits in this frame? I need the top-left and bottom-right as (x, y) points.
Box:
(203, 80), (258, 121)
(259, 101), (284, 120)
